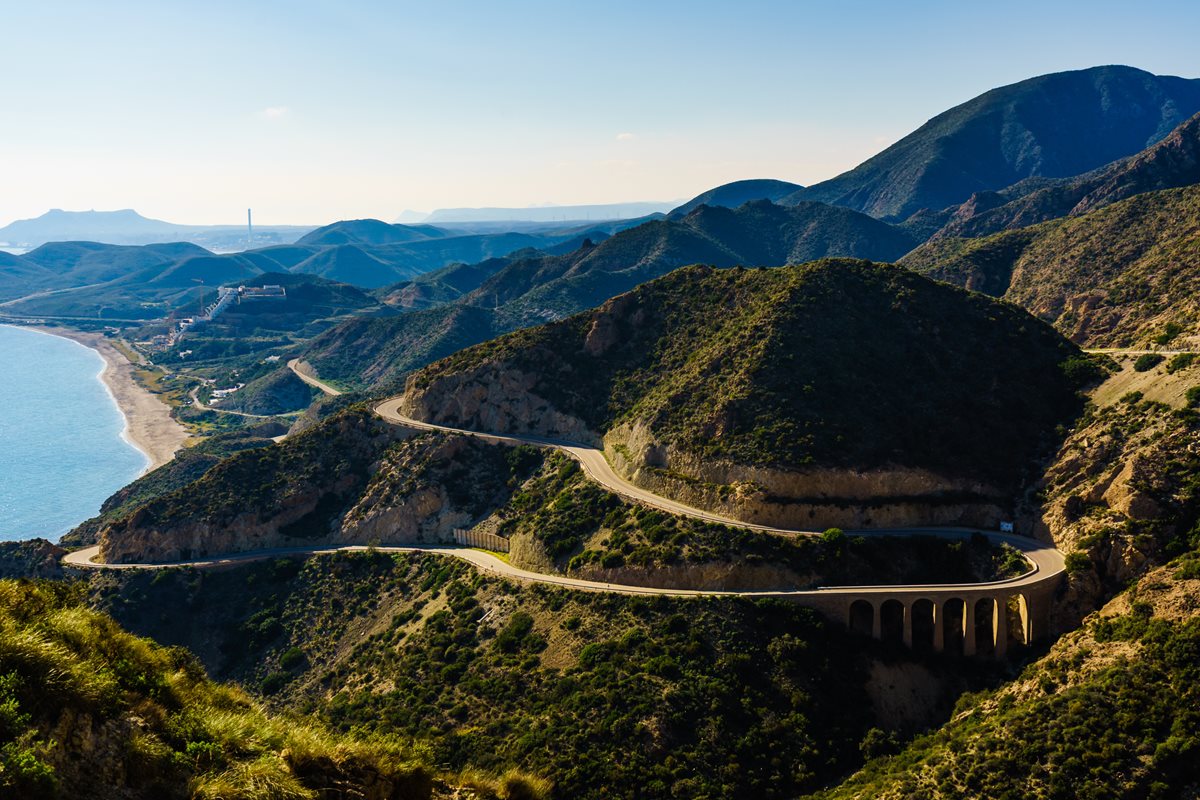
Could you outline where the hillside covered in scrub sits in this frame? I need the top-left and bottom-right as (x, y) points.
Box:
(300, 201), (918, 390)
(925, 110), (1200, 241)
(783, 65), (1200, 221)
(93, 403), (1020, 588)
(89, 550), (982, 800)
(403, 259), (1092, 523)
(803, 368), (1200, 799)
(0, 579), (519, 800)
(903, 182), (1200, 347)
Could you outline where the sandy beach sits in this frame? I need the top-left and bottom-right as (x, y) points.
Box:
(27, 326), (190, 473)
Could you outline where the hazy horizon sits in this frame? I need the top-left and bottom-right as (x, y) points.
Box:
(0, 200), (686, 230)
(2, 0), (1198, 227)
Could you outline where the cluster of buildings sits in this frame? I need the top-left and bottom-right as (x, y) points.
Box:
(148, 284), (288, 349)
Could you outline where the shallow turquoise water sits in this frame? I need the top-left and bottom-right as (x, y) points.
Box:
(0, 325), (147, 541)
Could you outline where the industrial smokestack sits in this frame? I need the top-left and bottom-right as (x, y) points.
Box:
(247, 208), (253, 244)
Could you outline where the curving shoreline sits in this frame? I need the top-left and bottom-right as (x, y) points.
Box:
(20, 326), (189, 473)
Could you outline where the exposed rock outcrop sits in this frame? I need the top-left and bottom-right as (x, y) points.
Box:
(402, 362), (597, 445)
(340, 435), (477, 543)
(570, 560), (812, 592)
(1027, 398), (1198, 628)
(97, 412), (529, 564)
(604, 420), (1008, 530)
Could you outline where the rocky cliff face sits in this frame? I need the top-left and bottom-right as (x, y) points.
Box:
(604, 420), (1008, 530)
(402, 362), (598, 444)
(400, 370), (1011, 532)
(98, 413), (526, 564)
(339, 435), (477, 543)
(1027, 398), (1200, 628)
(45, 708), (138, 797)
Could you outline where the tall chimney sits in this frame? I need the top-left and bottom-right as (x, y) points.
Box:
(247, 208), (253, 244)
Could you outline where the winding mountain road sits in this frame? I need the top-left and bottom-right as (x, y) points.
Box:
(63, 360), (1066, 612)
(288, 359), (343, 396)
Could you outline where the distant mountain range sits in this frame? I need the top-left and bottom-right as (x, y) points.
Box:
(0, 209), (314, 250)
(6, 64), (1200, 370)
(303, 200), (918, 388)
(785, 65), (1200, 221)
(0, 214), (662, 318)
(413, 201), (679, 224)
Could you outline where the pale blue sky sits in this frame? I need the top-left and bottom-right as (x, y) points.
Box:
(2, 0), (1197, 225)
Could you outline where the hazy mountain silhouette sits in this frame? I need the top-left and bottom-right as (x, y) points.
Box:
(784, 66), (1200, 221)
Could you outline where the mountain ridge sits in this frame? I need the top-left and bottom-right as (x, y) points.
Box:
(929, 110), (1200, 239)
(669, 179), (804, 217)
(901, 181), (1200, 347)
(401, 259), (1089, 530)
(304, 200), (920, 389)
(783, 65), (1200, 221)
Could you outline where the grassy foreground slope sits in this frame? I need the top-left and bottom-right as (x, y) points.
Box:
(92, 550), (986, 800)
(409, 259), (1089, 491)
(903, 183), (1200, 347)
(0, 579), (478, 800)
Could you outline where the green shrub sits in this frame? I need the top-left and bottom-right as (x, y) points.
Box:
(1165, 353), (1196, 374)
(0, 740), (55, 798)
(1064, 551), (1092, 574)
(494, 612), (534, 653)
(600, 552), (625, 569)
(278, 647), (305, 671)
(1134, 353), (1165, 372)
(1151, 322), (1184, 345)
(1174, 558), (1200, 581)
(1187, 386), (1200, 409)
(859, 727), (899, 760)
(1060, 354), (1110, 386)
(1092, 602), (1154, 642)
(821, 528), (846, 546)
(259, 672), (290, 695)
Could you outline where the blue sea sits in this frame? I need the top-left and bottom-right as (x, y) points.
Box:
(0, 325), (148, 541)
